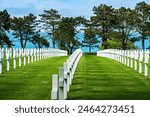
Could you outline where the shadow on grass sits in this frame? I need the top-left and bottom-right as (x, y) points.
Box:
(67, 55), (150, 100)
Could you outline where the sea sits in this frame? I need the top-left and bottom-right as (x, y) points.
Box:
(7, 32), (150, 52)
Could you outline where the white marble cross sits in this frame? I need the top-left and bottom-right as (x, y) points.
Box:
(18, 48), (22, 67)
(139, 50), (143, 73)
(0, 48), (2, 74)
(27, 49), (30, 64)
(13, 49), (16, 69)
(34, 48), (37, 62)
(51, 74), (59, 100)
(31, 49), (34, 63)
(130, 51), (134, 68)
(144, 50), (149, 77)
(23, 49), (26, 66)
(127, 50), (130, 67)
(6, 48), (10, 71)
(134, 50), (139, 71)
(59, 67), (65, 100)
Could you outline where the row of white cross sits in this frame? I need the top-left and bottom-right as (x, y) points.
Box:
(0, 48), (68, 74)
(51, 49), (83, 100)
(97, 49), (150, 77)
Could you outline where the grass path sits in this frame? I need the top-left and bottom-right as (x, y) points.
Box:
(68, 55), (150, 100)
(0, 56), (68, 100)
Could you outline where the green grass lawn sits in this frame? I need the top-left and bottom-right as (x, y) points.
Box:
(0, 54), (150, 100)
(0, 56), (68, 100)
(67, 55), (150, 100)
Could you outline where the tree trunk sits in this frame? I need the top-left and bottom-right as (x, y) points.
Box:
(0, 38), (2, 48)
(70, 48), (73, 54)
(142, 36), (145, 50)
(52, 25), (55, 49)
(104, 40), (107, 49)
(89, 46), (91, 53)
(23, 36), (28, 49)
(69, 46), (74, 54)
(122, 38), (125, 50)
(19, 30), (24, 48)
(20, 37), (24, 48)
(102, 25), (107, 49)
(38, 42), (41, 48)
(102, 35), (107, 49)
(52, 40), (55, 48)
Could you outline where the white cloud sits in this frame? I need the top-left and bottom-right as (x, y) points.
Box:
(0, 0), (149, 18)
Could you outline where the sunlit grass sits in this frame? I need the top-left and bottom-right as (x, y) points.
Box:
(0, 56), (68, 100)
(68, 55), (150, 100)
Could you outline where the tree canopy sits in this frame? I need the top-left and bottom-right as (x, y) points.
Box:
(11, 13), (37, 48)
(83, 27), (100, 52)
(0, 10), (13, 47)
(56, 17), (82, 54)
(32, 33), (49, 48)
(91, 4), (116, 49)
(112, 7), (136, 50)
(0, 1), (149, 51)
(40, 9), (61, 48)
(134, 1), (150, 50)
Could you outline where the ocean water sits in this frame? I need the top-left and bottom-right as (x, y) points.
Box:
(8, 32), (149, 52)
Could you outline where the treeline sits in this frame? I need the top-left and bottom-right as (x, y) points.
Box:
(0, 1), (149, 53)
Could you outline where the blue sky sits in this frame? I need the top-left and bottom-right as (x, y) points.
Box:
(0, 0), (149, 19)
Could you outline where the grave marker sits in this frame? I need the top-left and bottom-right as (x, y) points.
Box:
(144, 50), (149, 77)
(31, 49), (34, 63)
(34, 48), (37, 62)
(51, 74), (58, 100)
(127, 50), (130, 67)
(64, 62), (68, 99)
(130, 51), (134, 68)
(66, 59), (70, 92)
(139, 50), (143, 73)
(23, 49), (26, 66)
(0, 49), (2, 74)
(27, 49), (30, 64)
(134, 50), (139, 71)
(37, 48), (39, 61)
(124, 50), (127, 65)
(13, 49), (16, 69)
(6, 48), (10, 71)
(19, 49), (22, 67)
(39, 49), (42, 60)
(59, 67), (65, 100)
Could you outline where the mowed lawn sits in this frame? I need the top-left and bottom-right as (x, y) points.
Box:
(68, 55), (150, 100)
(0, 56), (68, 100)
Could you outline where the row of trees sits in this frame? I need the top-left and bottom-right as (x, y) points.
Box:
(0, 11), (49, 49)
(90, 1), (150, 50)
(0, 1), (149, 53)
